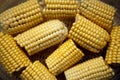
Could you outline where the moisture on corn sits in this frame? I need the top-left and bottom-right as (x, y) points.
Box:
(14, 20), (68, 56)
(0, 0), (43, 35)
(0, 32), (31, 74)
(68, 14), (110, 53)
(79, 0), (116, 31)
(45, 39), (84, 75)
(20, 60), (57, 80)
(65, 57), (115, 80)
(105, 27), (120, 64)
(43, 0), (79, 20)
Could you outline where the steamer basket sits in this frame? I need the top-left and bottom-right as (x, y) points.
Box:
(0, 0), (120, 80)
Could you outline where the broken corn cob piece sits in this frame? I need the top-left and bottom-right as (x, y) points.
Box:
(0, 0), (43, 35)
(0, 32), (31, 74)
(45, 39), (84, 75)
(68, 14), (110, 53)
(14, 20), (68, 56)
(65, 57), (114, 80)
(20, 60), (57, 80)
(43, 0), (79, 20)
(79, 0), (116, 31)
(105, 26), (120, 64)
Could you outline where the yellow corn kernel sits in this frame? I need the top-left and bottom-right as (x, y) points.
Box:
(14, 20), (68, 56)
(0, 0), (43, 35)
(65, 57), (115, 80)
(45, 39), (84, 75)
(0, 32), (31, 74)
(43, 0), (79, 20)
(0, 32), (4, 37)
(20, 60), (57, 80)
(79, 0), (116, 31)
(105, 27), (120, 64)
(68, 14), (110, 53)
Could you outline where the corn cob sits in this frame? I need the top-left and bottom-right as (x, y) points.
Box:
(42, 0), (79, 20)
(45, 39), (84, 75)
(79, 0), (116, 31)
(105, 27), (120, 64)
(14, 20), (68, 56)
(20, 60), (57, 80)
(68, 14), (110, 53)
(0, 0), (43, 35)
(65, 57), (115, 80)
(0, 32), (31, 74)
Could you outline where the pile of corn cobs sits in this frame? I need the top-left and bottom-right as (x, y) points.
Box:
(0, 0), (120, 80)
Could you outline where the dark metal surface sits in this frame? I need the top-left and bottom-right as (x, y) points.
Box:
(0, 0), (26, 13)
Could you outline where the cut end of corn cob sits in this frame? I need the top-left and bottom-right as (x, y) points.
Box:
(64, 56), (115, 80)
(79, 0), (116, 31)
(0, 0), (43, 35)
(42, 0), (79, 20)
(20, 60), (57, 80)
(45, 39), (84, 75)
(105, 26), (120, 65)
(0, 32), (31, 74)
(14, 19), (68, 56)
(68, 14), (110, 53)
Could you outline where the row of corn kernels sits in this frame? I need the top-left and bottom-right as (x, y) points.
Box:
(0, 0), (116, 35)
(0, 16), (120, 79)
(0, 0), (120, 80)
